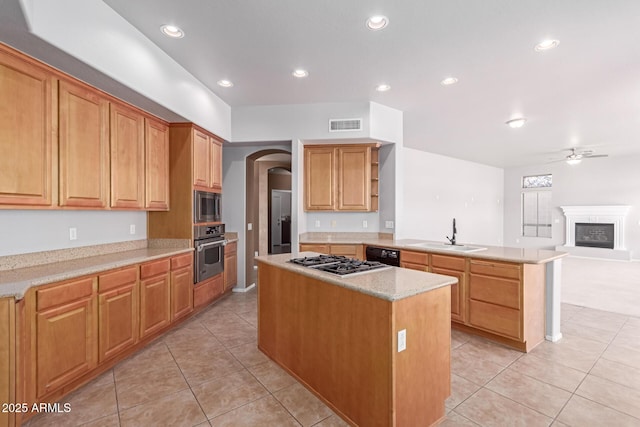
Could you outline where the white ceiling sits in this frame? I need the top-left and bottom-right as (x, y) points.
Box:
(5, 1), (640, 168)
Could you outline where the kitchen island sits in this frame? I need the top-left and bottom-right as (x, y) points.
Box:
(256, 252), (457, 427)
(300, 234), (568, 350)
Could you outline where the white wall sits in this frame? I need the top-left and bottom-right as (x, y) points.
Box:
(20, 0), (231, 139)
(504, 154), (640, 258)
(222, 143), (293, 288)
(397, 148), (504, 245)
(0, 210), (146, 256)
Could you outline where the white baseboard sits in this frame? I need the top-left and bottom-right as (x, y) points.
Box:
(545, 333), (563, 342)
(232, 283), (256, 293)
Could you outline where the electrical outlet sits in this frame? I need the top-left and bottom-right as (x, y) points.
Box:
(69, 227), (77, 241)
(129, 224), (136, 235)
(247, 223), (252, 231)
(385, 221), (394, 229)
(331, 220), (337, 228)
(398, 329), (406, 352)
(315, 220), (321, 228)
(254, 251), (259, 257)
(362, 220), (368, 228)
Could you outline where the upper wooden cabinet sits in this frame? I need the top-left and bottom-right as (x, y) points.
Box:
(0, 46), (56, 207)
(304, 144), (379, 212)
(145, 118), (170, 210)
(304, 146), (335, 210)
(110, 102), (145, 209)
(58, 79), (110, 208)
(192, 126), (223, 191)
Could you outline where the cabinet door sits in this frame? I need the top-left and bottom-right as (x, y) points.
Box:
(211, 138), (223, 191)
(36, 294), (96, 398)
(58, 79), (109, 208)
(171, 267), (193, 321)
(432, 267), (466, 323)
(145, 118), (170, 210)
(193, 129), (211, 188)
(304, 147), (335, 210)
(0, 47), (55, 206)
(139, 274), (171, 338)
(223, 242), (237, 291)
(98, 267), (138, 362)
(110, 102), (145, 208)
(335, 146), (371, 211)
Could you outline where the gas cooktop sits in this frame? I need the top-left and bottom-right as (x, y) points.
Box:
(288, 255), (391, 276)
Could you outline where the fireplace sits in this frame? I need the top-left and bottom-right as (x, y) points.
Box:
(558, 205), (631, 260)
(575, 223), (614, 249)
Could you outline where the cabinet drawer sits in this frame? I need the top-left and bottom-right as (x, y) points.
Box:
(140, 258), (170, 279)
(329, 244), (359, 256)
(225, 241), (237, 255)
(470, 260), (521, 280)
(401, 250), (429, 266)
(37, 277), (95, 311)
(171, 253), (193, 270)
(469, 300), (521, 340)
(401, 261), (429, 272)
(431, 254), (465, 271)
(469, 274), (520, 309)
(98, 266), (138, 293)
(300, 244), (329, 254)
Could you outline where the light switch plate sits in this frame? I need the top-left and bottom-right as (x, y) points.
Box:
(398, 329), (406, 352)
(362, 220), (368, 228)
(129, 224), (136, 235)
(69, 227), (77, 241)
(247, 223), (252, 231)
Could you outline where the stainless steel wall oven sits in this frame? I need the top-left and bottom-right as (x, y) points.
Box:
(194, 224), (226, 283)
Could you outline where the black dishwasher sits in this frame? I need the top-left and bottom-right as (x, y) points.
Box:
(365, 246), (400, 267)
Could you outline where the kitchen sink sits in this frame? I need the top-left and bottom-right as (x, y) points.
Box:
(407, 242), (487, 253)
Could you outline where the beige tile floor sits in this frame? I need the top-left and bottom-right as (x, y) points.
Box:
(25, 291), (640, 426)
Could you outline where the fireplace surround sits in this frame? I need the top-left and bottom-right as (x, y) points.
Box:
(558, 205), (631, 260)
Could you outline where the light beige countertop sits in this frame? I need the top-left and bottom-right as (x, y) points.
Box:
(300, 234), (568, 264)
(0, 247), (193, 299)
(256, 252), (457, 302)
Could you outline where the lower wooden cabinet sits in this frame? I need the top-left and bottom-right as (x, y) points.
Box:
(400, 250), (429, 271)
(34, 277), (97, 398)
(170, 253), (193, 321)
(139, 259), (171, 338)
(431, 254), (466, 324)
(97, 266), (138, 362)
(224, 241), (238, 291)
(194, 274), (223, 309)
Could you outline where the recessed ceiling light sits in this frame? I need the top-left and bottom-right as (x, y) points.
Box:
(376, 84), (391, 92)
(292, 69), (309, 78)
(505, 117), (527, 128)
(160, 24), (184, 38)
(440, 77), (458, 86)
(534, 39), (559, 52)
(366, 15), (389, 30)
(217, 80), (233, 88)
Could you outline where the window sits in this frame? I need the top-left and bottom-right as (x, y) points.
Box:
(521, 174), (552, 238)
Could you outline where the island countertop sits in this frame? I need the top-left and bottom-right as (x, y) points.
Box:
(255, 252), (457, 302)
(299, 234), (568, 264)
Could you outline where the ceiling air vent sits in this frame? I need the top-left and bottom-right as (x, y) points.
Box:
(329, 118), (362, 132)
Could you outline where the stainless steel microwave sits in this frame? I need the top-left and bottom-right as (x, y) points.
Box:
(194, 190), (222, 223)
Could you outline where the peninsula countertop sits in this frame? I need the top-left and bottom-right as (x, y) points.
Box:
(300, 234), (568, 264)
(256, 252), (457, 302)
(0, 247), (193, 299)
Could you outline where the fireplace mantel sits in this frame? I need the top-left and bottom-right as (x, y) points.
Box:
(558, 205), (631, 260)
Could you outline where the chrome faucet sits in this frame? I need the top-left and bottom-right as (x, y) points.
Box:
(446, 218), (457, 245)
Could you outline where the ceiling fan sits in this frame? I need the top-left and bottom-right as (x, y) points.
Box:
(552, 148), (609, 165)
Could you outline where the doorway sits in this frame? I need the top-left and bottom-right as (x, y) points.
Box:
(270, 189), (292, 254)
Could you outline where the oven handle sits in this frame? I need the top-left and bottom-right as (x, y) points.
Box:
(196, 239), (228, 252)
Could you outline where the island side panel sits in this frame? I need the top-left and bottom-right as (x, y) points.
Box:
(257, 263), (392, 426)
(392, 285), (451, 426)
(523, 263), (545, 351)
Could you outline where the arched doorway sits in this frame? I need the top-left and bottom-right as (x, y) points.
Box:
(245, 150), (292, 287)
